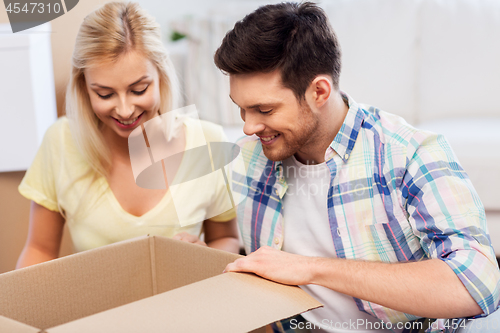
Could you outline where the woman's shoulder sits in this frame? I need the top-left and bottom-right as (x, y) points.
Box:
(43, 116), (71, 142)
(41, 116), (81, 159)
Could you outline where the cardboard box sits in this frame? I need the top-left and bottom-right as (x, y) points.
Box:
(0, 235), (321, 332)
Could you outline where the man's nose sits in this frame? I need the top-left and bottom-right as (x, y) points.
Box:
(243, 113), (266, 136)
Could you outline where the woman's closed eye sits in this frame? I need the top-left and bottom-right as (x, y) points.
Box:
(132, 85), (149, 96)
(95, 85), (148, 99)
(97, 92), (113, 99)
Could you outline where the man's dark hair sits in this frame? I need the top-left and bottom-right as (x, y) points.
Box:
(214, 2), (341, 101)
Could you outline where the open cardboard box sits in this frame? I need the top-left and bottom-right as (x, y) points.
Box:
(0, 235), (321, 332)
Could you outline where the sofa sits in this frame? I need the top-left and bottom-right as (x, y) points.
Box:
(172, 0), (500, 254)
(322, 0), (500, 254)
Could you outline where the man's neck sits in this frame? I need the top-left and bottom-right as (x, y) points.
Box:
(294, 92), (349, 165)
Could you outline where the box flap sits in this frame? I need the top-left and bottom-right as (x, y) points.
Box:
(0, 236), (153, 329)
(0, 315), (40, 333)
(46, 272), (322, 333)
(153, 236), (242, 293)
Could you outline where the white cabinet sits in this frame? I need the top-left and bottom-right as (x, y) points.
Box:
(0, 23), (57, 172)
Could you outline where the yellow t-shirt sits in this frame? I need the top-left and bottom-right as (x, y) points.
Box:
(19, 116), (236, 252)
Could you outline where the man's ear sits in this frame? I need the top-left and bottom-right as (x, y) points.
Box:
(307, 76), (332, 108)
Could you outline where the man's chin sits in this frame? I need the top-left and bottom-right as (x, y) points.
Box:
(261, 145), (294, 162)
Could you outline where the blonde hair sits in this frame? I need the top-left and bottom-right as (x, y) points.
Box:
(66, 1), (180, 178)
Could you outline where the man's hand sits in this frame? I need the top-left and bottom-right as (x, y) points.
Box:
(224, 247), (483, 318)
(173, 232), (207, 246)
(224, 246), (316, 285)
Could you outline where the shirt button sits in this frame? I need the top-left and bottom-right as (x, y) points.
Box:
(274, 237), (280, 245)
(275, 189), (279, 196)
(344, 153), (349, 159)
(337, 228), (341, 237)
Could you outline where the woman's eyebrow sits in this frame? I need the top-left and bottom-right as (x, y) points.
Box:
(128, 75), (150, 86)
(90, 75), (150, 89)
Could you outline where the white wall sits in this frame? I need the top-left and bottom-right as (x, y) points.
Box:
(135, 0), (287, 42)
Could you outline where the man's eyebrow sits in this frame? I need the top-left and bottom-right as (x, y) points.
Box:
(229, 95), (276, 110)
(247, 103), (273, 110)
(90, 75), (150, 89)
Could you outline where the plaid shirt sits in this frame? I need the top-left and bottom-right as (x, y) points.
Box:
(232, 93), (500, 332)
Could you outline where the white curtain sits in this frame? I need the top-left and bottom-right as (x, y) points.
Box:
(169, 1), (285, 127)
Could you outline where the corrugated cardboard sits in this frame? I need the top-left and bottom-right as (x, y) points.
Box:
(0, 235), (322, 332)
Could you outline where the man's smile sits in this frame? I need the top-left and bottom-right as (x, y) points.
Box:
(258, 133), (281, 145)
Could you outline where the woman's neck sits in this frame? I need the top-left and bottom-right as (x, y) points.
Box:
(100, 126), (131, 162)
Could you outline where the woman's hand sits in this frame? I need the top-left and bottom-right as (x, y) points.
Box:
(172, 232), (207, 246)
(173, 218), (240, 254)
(204, 218), (240, 253)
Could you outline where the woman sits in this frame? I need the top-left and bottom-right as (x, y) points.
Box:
(16, 2), (239, 268)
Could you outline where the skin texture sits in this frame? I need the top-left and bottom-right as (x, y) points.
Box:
(225, 70), (483, 318)
(16, 202), (65, 268)
(17, 51), (239, 269)
(86, 51), (162, 141)
(229, 71), (340, 165)
(85, 50), (172, 217)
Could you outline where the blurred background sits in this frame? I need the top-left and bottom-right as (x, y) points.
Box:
(1, 0), (499, 273)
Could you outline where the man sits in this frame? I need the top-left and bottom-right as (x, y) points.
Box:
(214, 2), (500, 333)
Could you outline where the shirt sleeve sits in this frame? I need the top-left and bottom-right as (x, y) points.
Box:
(401, 131), (500, 317)
(18, 119), (63, 212)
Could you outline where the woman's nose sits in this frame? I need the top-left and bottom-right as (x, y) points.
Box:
(115, 96), (135, 119)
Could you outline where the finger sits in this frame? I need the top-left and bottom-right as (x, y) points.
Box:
(195, 240), (208, 246)
(172, 232), (188, 240)
(173, 232), (200, 243)
(224, 258), (254, 273)
(181, 234), (199, 243)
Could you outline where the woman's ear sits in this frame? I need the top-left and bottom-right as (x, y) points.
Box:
(307, 76), (332, 108)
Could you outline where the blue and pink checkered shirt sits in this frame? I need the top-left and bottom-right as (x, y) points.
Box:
(232, 92), (500, 332)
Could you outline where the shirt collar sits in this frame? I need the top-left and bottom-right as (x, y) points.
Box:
(273, 91), (365, 175)
(328, 92), (365, 163)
